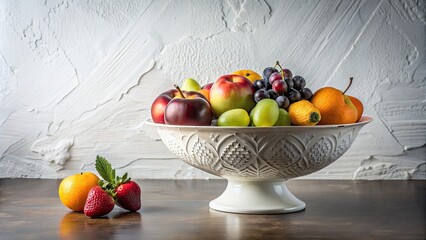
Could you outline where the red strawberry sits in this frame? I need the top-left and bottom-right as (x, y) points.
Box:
(115, 181), (141, 212)
(84, 186), (115, 218)
(95, 156), (142, 212)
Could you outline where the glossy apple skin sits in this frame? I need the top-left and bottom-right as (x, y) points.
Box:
(201, 83), (213, 91)
(209, 74), (255, 117)
(151, 89), (178, 124)
(164, 91), (213, 126)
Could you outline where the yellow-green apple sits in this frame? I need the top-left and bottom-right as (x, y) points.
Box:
(181, 78), (201, 91)
(151, 89), (179, 124)
(164, 86), (212, 126)
(209, 74), (255, 117)
(310, 77), (358, 125)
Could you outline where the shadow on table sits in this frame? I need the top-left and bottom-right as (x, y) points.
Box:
(59, 211), (142, 240)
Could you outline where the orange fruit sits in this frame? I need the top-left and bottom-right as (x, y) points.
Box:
(58, 172), (100, 212)
(198, 89), (210, 101)
(288, 100), (321, 126)
(310, 87), (357, 125)
(348, 96), (363, 122)
(232, 70), (262, 83)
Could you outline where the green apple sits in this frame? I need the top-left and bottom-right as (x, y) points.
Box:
(217, 109), (250, 127)
(250, 99), (279, 127)
(181, 78), (201, 91)
(274, 108), (291, 126)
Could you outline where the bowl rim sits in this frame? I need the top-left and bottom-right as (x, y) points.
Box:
(145, 116), (373, 130)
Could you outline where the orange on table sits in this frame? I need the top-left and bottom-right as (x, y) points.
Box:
(58, 172), (100, 212)
(348, 96), (363, 122)
(310, 87), (357, 125)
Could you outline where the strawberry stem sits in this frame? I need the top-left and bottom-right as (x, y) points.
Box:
(95, 155), (131, 192)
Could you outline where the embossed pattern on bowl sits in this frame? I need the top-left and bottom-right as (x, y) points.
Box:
(146, 116), (372, 180)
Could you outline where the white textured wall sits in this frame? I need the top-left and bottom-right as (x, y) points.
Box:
(0, 0), (425, 179)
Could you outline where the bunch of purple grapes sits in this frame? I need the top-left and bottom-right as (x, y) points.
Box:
(253, 62), (313, 109)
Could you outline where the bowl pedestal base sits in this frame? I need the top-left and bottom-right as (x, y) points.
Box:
(209, 179), (306, 214)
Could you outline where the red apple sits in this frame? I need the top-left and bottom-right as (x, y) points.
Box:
(209, 74), (255, 117)
(151, 89), (179, 124)
(201, 83), (213, 91)
(164, 86), (213, 126)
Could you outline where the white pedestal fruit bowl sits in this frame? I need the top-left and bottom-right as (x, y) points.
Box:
(145, 116), (372, 214)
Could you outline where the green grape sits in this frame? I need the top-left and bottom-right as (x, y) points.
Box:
(250, 99), (279, 127)
(218, 109), (250, 127)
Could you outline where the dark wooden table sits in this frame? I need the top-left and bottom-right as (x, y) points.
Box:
(0, 179), (424, 240)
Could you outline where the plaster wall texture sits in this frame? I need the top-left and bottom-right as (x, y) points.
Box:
(0, 0), (425, 179)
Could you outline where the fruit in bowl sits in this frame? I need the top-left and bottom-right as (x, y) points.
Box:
(209, 74), (256, 117)
(217, 108), (250, 127)
(145, 116), (372, 214)
(151, 62), (365, 128)
(250, 99), (280, 127)
(164, 86), (213, 126)
(232, 69), (262, 83)
(181, 78), (201, 91)
(311, 77), (361, 125)
(151, 89), (179, 124)
(147, 61), (372, 214)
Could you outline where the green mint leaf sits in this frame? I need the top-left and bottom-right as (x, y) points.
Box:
(95, 155), (116, 184)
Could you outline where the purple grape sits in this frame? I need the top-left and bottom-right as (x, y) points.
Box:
(267, 89), (279, 100)
(276, 95), (290, 109)
(262, 67), (278, 89)
(282, 69), (293, 79)
(254, 89), (270, 102)
(254, 80), (266, 90)
(269, 72), (283, 85)
(286, 88), (302, 103)
(300, 88), (313, 100)
(284, 77), (293, 89)
(292, 76), (306, 90)
(211, 119), (218, 126)
(272, 80), (288, 95)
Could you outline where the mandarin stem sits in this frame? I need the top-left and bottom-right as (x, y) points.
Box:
(342, 77), (353, 95)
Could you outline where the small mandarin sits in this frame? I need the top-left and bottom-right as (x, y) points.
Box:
(232, 70), (262, 83)
(348, 96), (364, 122)
(198, 89), (210, 101)
(58, 172), (100, 212)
